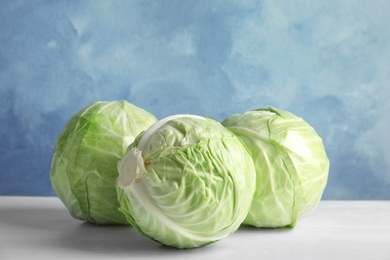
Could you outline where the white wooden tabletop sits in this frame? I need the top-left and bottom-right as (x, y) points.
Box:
(0, 196), (389, 260)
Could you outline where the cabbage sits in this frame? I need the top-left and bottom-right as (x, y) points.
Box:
(222, 108), (329, 228)
(116, 114), (256, 248)
(50, 100), (157, 225)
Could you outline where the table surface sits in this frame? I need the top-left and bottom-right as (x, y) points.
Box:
(0, 196), (389, 260)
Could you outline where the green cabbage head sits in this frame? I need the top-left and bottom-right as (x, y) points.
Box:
(116, 114), (256, 248)
(50, 100), (157, 224)
(222, 108), (329, 228)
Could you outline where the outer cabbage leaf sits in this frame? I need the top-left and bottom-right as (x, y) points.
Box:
(222, 108), (329, 228)
(117, 115), (256, 248)
(50, 100), (157, 224)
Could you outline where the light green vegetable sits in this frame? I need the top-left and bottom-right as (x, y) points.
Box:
(116, 114), (256, 248)
(222, 108), (329, 228)
(50, 100), (157, 225)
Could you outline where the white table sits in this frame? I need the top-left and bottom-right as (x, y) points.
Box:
(0, 196), (389, 260)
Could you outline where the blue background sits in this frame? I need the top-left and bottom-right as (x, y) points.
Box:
(1, 1), (389, 199)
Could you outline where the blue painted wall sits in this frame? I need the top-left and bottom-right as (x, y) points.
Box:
(1, 1), (389, 199)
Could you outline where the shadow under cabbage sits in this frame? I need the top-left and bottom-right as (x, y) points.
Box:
(56, 218), (218, 254)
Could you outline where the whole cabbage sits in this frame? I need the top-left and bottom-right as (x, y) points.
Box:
(222, 108), (329, 228)
(116, 114), (256, 248)
(50, 100), (157, 224)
